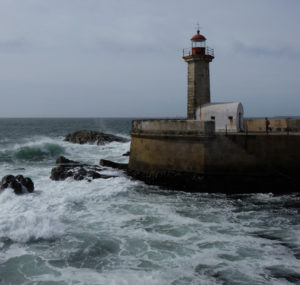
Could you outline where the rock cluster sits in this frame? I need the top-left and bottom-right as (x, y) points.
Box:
(0, 175), (34, 194)
(50, 156), (116, 181)
(64, 130), (129, 145)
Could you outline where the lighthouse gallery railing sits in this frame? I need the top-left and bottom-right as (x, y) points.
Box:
(182, 47), (214, 57)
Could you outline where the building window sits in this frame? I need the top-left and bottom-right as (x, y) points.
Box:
(211, 116), (215, 120)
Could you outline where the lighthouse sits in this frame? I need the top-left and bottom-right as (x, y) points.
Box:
(183, 29), (214, 120)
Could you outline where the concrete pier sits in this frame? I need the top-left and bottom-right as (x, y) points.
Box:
(128, 120), (300, 193)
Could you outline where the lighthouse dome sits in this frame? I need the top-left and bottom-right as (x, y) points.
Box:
(191, 30), (206, 41)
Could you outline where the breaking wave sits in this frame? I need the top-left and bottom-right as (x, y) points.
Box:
(0, 142), (65, 162)
(0, 189), (64, 243)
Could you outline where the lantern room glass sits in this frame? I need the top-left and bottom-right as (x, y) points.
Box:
(191, 40), (206, 48)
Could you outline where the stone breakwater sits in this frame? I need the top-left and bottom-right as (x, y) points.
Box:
(128, 120), (300, 193)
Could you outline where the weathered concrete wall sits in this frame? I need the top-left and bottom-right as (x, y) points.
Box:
(224, 134), (300, 177)
(128, 120), (300, 192)
(244, 118), (300, 132)
(288, 119), (300, 131)
(129, 133), (280, 177)
(129, 135), (208, 174)
(132, 120), (215, 135)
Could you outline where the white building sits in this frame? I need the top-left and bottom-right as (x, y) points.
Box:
(196, 102), (244, 132)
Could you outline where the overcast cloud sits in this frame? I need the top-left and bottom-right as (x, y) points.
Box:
(0, 0), (299, 117)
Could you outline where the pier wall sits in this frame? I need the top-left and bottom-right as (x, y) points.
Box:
(128, 120), (300, 192)
(244, 118), (300, 132)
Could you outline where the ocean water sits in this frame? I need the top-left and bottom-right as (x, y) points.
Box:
(0, 118), (299, 285)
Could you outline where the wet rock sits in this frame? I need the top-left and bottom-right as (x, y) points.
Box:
(87, 171), (102, 179)
(51, 157), (116, 181)
(15, 175), (34, 193)
(64, 130), (129, 145)
(122, 151), (130, 156)
(1, 175), (15, 188)
(50, 165), (74, 181)
(99, 159), (128, 170)
(56, 156), (79, 165)
(11, 180), (23, 194)
(74, 172), (85, 181)
(0, 175), (34, 194)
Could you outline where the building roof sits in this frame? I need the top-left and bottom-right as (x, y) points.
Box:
(191, 30), (206, 41)
(200, 102), (244, 115)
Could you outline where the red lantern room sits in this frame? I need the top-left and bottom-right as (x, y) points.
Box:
(191, 29), (206, 55)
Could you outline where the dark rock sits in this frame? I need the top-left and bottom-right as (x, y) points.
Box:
(15, 175), (34, 193)
(127, 167), (299, 193)
(15, 175), (24, 181)
(78, 167), (87, 176)
(74, 173), (85, 181)
(87, 171), (102, 179)
(0, 175), (15, 189)
(50, 166), (74, 181)
(23, 177), (34, 192)
(122, 151), (130, 156)
(11, 179), (22, 194)
(64, 130), (129, 145)
(56, 156), (79, 165)
(51, 157), (117, 181)
(1, 175), (34, 194)
(99, 159), (128, 170)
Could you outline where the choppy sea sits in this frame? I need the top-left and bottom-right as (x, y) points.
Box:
(0, 118), (299, 285)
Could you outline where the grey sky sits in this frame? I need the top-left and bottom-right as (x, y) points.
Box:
(0, 0), (299, 117)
